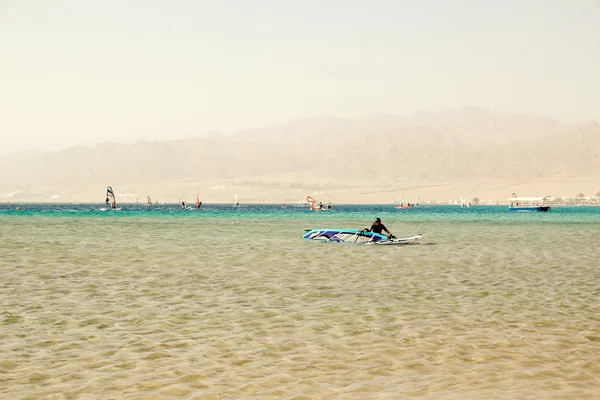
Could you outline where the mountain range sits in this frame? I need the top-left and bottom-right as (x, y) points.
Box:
(2, 106), (599, 204)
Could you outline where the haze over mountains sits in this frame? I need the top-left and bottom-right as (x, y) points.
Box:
(2, 107), (599, 204)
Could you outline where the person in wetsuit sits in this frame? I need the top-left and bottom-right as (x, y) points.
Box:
(367, 217), (393, 237)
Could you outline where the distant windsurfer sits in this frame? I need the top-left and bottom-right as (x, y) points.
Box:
(106, 186), (116, 210)
(181, 201), (186, 208)
(366, 217), (393, 238)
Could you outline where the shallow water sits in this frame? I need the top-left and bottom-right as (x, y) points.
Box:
(1, 204), (599, 399)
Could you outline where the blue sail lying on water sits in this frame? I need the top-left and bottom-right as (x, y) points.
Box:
(302, 229), (422, 245)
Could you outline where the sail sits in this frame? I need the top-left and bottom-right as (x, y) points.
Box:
(106, 186), (116, 209)
(306, 195), (319, 211)
(147, 196), (152, 205)
(303, 229), (423, 245)
(195, 193), (200, 209)
(234, 192), (239, 206)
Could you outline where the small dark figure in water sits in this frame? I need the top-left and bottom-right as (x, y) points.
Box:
(181, 201), (186, 208)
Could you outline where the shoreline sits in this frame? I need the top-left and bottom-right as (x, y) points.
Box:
(2, 201), (599, 207)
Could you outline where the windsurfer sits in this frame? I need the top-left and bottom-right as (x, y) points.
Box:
(366, 217), (393, 237)
(106, 186), (117, 210)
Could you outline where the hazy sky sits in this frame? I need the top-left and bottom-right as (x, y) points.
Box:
(1, 0), (599, 156)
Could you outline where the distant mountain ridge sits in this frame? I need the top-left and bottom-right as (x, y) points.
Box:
(1, 107), (598, 202)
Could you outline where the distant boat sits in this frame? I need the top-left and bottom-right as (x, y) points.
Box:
(395, 197), (413, 209)
(508, 195), (551, 212)
(106, 186), (117, 210)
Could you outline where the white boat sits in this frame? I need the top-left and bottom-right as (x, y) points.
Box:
(508, 195), (551, 212)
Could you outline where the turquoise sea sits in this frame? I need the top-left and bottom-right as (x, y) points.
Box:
(1, 204), (599, 399)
